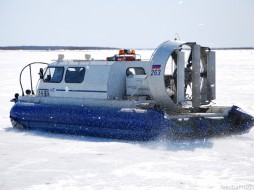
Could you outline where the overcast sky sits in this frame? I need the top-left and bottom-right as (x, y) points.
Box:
(0, 0), (253, 48)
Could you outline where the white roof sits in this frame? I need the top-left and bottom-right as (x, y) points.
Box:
(51, 60), (115, 66)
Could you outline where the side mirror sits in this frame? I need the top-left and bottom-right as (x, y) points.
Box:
(39, 68), (44, 79)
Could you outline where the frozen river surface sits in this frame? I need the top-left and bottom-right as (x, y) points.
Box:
(0, 49), (254, 190)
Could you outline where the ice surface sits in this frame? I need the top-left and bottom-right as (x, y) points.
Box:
(0, 49), (254, 190)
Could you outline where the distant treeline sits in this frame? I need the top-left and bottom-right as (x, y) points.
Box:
(0, 46), (119, 50)
(212, 47), (254, 50)
(0, 46), (253, 50)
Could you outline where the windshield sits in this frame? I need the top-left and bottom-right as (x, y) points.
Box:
(43, 67), (64, 83)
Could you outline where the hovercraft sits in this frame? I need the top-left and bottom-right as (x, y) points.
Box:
(10, 40), (254, 140)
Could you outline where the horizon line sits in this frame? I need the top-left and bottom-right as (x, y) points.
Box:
(0, 45), (254, 51)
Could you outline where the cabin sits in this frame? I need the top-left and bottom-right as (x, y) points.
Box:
(38, 57), (151, 101)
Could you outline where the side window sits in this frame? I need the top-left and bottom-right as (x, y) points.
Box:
(43, 67), (64, 83)
(126, 67), (146, 76)
(65, 67), (86, 83)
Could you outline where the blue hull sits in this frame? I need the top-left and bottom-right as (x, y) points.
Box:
(10, 102), (254, 140)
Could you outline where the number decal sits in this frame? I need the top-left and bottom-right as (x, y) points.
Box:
(151, 69), (161, 76)
(151, 65), (161, 76)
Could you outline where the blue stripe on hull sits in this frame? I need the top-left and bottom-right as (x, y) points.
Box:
(21, 121), (160, 140)
(10, 103), (254, 140)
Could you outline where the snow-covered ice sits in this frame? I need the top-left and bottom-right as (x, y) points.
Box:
(0, 49), (254, 190)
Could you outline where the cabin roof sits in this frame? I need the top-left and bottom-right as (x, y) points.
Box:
(50, 60), (150, 67)
(51, 60), (115, 66)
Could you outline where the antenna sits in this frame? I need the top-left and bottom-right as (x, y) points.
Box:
(174, 33), (181, 41)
